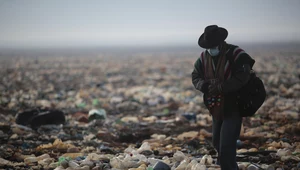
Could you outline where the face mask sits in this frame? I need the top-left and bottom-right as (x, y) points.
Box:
(207, 46), (219, 56)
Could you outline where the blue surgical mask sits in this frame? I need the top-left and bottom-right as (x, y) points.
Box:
(207, 46), (219, 56)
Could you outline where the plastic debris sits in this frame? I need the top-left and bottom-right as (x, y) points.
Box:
(36, 139), (75, 152)
(0, 49), (299, 170)
(153, 161), (171, 170)
(88, 109), (107, 121)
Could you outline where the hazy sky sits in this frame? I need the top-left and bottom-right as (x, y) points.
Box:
(0, 0), (299, 48)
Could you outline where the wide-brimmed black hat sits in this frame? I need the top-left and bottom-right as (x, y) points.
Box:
(198, 25), (228, 49)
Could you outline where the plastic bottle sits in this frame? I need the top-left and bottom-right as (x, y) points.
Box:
(175, 160), (189, 170)
(173, 151), (186, 162)
(191, 163), (206, 170)
(37, 154), (50, 161)
(137, 142), (151, 153)
(68, 160), (80, 169)
(24, 157), (38, 165)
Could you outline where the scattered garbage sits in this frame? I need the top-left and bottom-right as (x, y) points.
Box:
(88, 109), (107, 121)
(73, 112), (89, 123)
(0, 51), (299, 169)
(153, 161), (171, 170)
(182, 112), (197, 123)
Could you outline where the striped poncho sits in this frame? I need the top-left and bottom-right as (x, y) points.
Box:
(192, 43), (255, 117)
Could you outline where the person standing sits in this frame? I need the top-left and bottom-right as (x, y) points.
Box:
(192, 25), (255, 170)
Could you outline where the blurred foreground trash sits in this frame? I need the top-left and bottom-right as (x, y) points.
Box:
(153, 161), (171, 170)
(15, 108), (65, 128)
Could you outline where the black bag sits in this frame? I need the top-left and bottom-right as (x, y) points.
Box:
(236, 71), (266, 117)
(15, 108), (66, 129)
(227, 51), (266, 117)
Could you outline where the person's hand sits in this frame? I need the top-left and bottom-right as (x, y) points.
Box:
(200, 80), (210, 94)
(208, 83), (223, 96)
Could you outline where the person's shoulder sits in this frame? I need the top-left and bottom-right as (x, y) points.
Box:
(227, 43), (255, 67)
(194, 50), (207, 68)
(226, 43), (247, 57)
(196, 50), (207, 63)
(200, 50), (207, 57)
(227, 43), (245, 52)
(227, 43), (238, 49)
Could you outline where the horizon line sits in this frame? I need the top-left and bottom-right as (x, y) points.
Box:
(0, 40), (300, 50)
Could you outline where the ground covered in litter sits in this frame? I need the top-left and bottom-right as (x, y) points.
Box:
(0, 48), (299, 170)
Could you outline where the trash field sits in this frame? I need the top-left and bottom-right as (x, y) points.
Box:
(0, 48), (299, 170)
